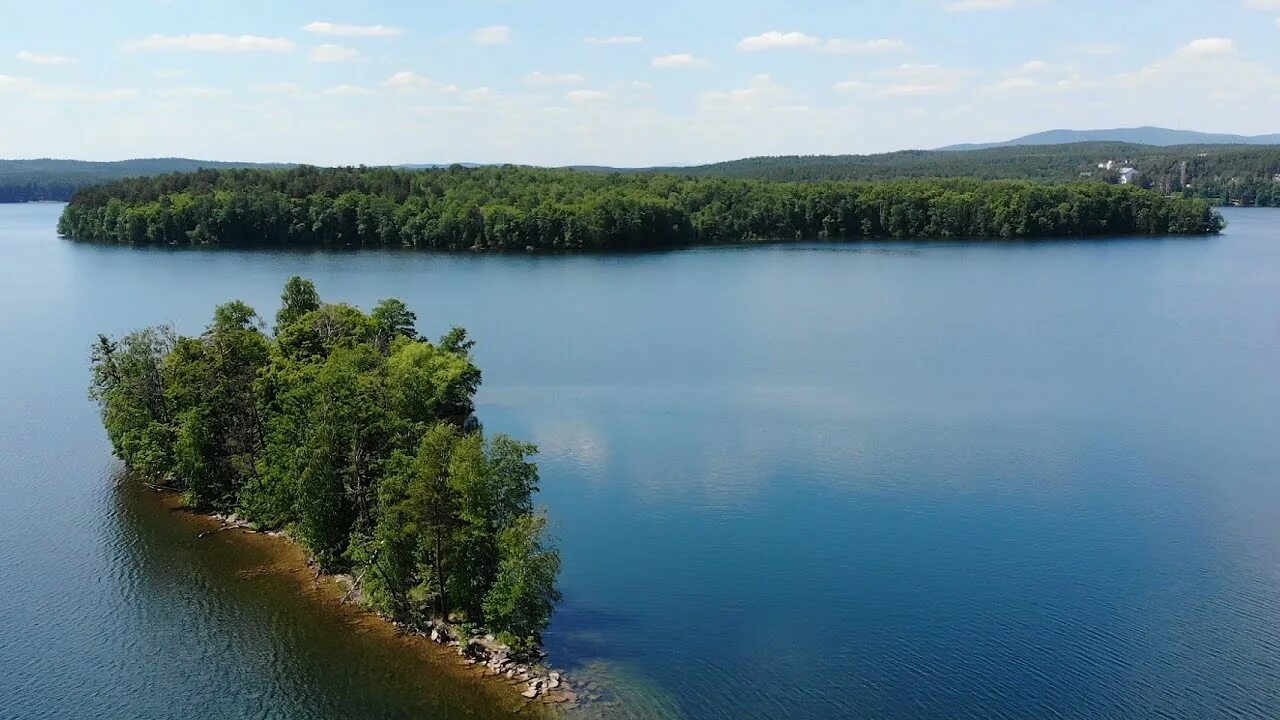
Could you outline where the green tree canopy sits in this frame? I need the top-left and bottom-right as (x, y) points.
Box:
(89, 278), (560, 654)
(58, 165), (1226, 251)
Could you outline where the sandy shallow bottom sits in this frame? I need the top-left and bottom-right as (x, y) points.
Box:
(140, 482), (562, 718)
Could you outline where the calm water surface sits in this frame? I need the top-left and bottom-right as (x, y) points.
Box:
(2, 203), (1280, 719)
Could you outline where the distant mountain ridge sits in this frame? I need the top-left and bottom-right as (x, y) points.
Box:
(941, 127), (1280, 151)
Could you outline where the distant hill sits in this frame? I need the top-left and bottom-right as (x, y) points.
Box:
(941, 127), (1280, 151)
(0, 158), (292, 202)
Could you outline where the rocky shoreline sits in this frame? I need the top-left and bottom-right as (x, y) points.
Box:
(421, 621), (578, 705)
(202, 508), (580, 710)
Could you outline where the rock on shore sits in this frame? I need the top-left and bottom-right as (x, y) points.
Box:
(419, 620), (575, 703)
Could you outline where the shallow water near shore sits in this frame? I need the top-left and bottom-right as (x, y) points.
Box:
(109, 480), (551, 719)
(4, 203), (1280, 719)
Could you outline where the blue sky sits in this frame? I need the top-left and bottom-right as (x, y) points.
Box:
(3, 0), (1280, 165)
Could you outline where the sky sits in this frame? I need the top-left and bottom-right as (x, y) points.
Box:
(3, 0), (1280, 166)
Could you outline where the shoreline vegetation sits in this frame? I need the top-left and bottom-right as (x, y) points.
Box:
(57, 166), (1224, 251)
(91, 278), (573, 705)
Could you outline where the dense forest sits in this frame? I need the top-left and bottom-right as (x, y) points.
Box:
(90, 279), (560, 653)
(0, 158), (289, 203)
(57, 165), (1223, 250)
(14, 143), (1279, 207)
(658, 143), (1280, 207)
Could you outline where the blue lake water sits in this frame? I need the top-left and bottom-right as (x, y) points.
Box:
(2, 202), (1279, 719)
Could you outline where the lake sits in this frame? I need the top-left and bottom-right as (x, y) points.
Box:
(2, 202), (1280, 719)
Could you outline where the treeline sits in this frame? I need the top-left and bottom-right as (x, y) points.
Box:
(0, 158), (291, 203)
(668, 142), (1280, 207)
(13, 145), (1280, 207)
(0, 178), (86, 203)
(90, 279), (560, 652)
(58, 166), (1223, 249)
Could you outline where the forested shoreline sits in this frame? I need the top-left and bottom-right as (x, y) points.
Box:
(91, 279), (560, 655)
(58, 166), (1223, 250)
(11, 143), (1280, 207)
(0, 158), (291, 203)
(675, 143), (1280, 207)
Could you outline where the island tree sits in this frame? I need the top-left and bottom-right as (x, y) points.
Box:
(90, 277), (560, 653)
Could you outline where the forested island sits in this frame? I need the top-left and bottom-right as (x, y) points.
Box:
(91, 279), (562, 668)
(57, 166), (1223, 250)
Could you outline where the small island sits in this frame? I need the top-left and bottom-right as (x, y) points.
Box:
(57, 166), (1224, 250)
(91, 278), (567, 701)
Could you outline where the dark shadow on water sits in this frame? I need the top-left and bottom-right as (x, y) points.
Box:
(107, 473), (552, 720)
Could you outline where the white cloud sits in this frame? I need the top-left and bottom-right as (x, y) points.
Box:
(1243, 0), (1280, 9)
(323, 84), (374, 97)
(32, 86), (140, 102)
(309, 44), (361, 63)
(585, 35), (643, 45)
(946, 0), (1018, 10)
(255, 82), (302, 94)
(153, 87), (232, 99)
(0, 74), (33, 91)
(883, 83), (950, 96)
(834, 63), (969, 97)
(125, 34), (294, 53)
(413, 104), (472, 114)
(1086, 36), (1280, 129)
(832, 79), (874, 93)
(989, 76), (1039, 91)
(381, 71), (457, 93)
(473, 26), (511, 45)
(1054, 74), (1109, 91)
(1181, 37), (1235, 55)
(303, 21), (401, 37)
(889, 64), (968, 94)
(738, 31), (820, 50)
(16, 51), (74, 65)
(701, 74), (800, 111)
(526, 71), (586, 85)
(461, 86), (495, 103)
(823, 38), (910, 54)
(0, 74), (139, 103)
(567, 89), (610, 102)
(1074, 43), (1122, 55)
(1014, 60), (1048, 73)
(737, 31), (908, 53)
(652, 53), (706, 68)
